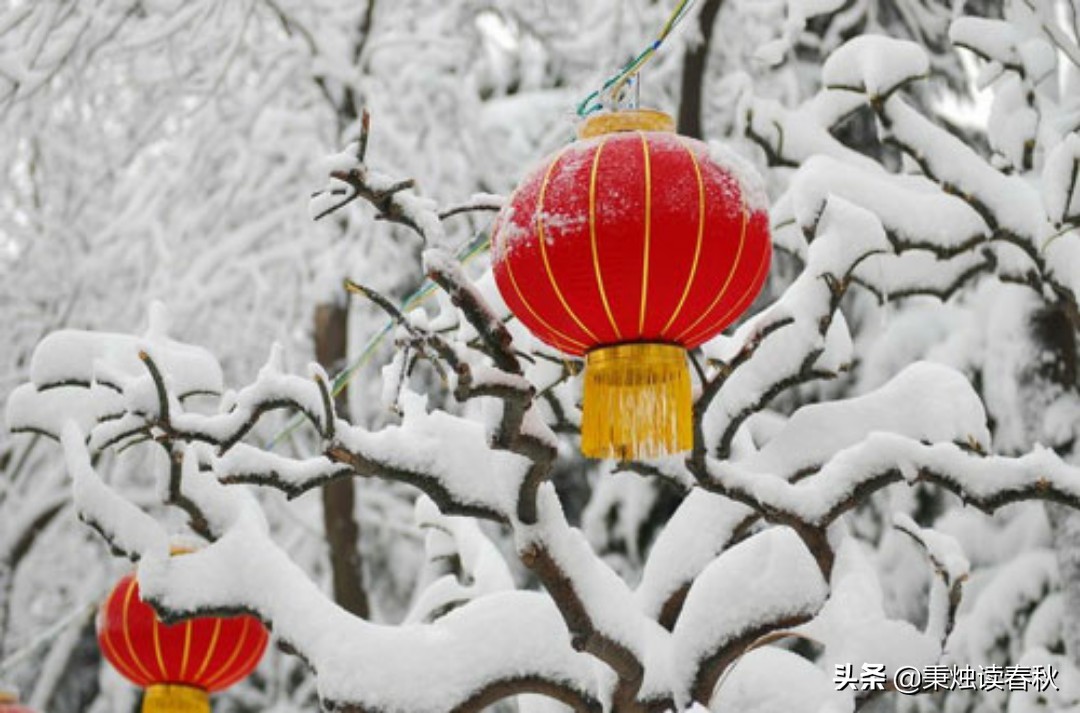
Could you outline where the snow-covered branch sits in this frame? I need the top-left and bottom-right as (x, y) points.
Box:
(67, 434), (602, 713)
(704, 435), (1080, 566)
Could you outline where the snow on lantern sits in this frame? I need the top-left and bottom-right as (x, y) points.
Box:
(492, 109), (771, 459)
(97, 572), (269, 713)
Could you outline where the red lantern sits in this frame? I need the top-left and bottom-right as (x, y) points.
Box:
(97, 573), (269, 713)
(0, 691), (35, 713)
(492, 110), (771, 459)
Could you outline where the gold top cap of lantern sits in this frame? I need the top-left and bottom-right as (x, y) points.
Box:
(577, 109), (675, 139)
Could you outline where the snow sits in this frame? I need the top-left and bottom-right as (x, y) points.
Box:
(515, 485), (667, 665)
(6, 306), (234, 442)
(710, 647), (853, 713)
(29, 320), (222, 395)
(707, 141), (769, 214)
(172, 371), (325, 444)
(634, 490), (753, 619)
(1045, 233), (1080, 311)
(1022, 591), (1064, 652)
(947, 549), (1059, 665)
(334, 390), (527, 519)
(854, 249), (989, 300)
(893, 513), (969, 584)
(935, 505), (1050, 569)
(320, 142), (361, 175)
(63, 423), (169, 561)
(469, 364), (534, 396)
(583, 470), (658, 567)
(60, 428), (597, 711)
(5, 382), (124, 438)
(949, 17), (1020, 64)
(700, 197), (889, 456)
(745, 94), (880, 168)
(1043, 133), (1080, 225)
(987, 76), (1038, 168)
(422, 247), (505, 338)
(821, 35), (930, 96)
(799, 539), (940, 678)
(949, 17), (1056, 79)
(790, 156), (989, 251)
(135, 514), (598, 712)
(751, 0), (848, 69)
(406, 497), (516, 624)
(707, 434), (1080, 527)
(214, 445), (352, 495)
(742, 362), (990, 480)
(8, 7), (1080, 713)
(670, 527), (827, 703)
(892, 513), (969, 645)
(882, 95), (1049, 247)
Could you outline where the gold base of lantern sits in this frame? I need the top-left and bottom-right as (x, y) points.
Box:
(143, 685), (210, 713)
(581, 343), (692, 460)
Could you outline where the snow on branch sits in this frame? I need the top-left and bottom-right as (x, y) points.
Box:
(310, 111), (506, 248)
(695, 196), (887, 463)
(634, 490), (755, 627)
(704, 433), (1080, 541)
(62, 423), (169, 562)
(422, 248), (521, 377)
(738, 362), (990, 482)
(139, 482), (600, 713)
(214, 445), (354, 497)
(788, 156), (990, 256)
(747, 31), (1080, 306)
(879, 96), (1048, 257)
(893, 514), (969, 648)
(11, 27), (1080, 709)
(327, 392), (528, 522)
(798, 538), (941, 692)
(57, 431), (602, 713)
(405, 496), (516, 624)
(516, 485), (663, 709)
(745, 92), (878, 169)
(667, 527), (827, 706)
(821, 35), (930, 98)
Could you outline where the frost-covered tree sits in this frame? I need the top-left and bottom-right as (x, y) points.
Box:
(5, 0), (1080, 712)
(0, 5), (820, 706)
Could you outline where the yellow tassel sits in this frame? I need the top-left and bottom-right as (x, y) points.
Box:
(581, 343), (692, 459)
(143, 685), (210, 713)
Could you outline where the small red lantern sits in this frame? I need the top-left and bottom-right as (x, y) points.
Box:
(0, 690), (35, 713)
(492, 110), (771, 459)
(97, 573), (269, 713)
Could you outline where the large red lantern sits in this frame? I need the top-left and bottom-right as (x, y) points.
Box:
(492, 110), (771, 459)
(97, 573), (269, 713)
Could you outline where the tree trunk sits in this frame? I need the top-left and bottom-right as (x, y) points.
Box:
(315, 303), (370, 619)
(676, 0), (723, 140)
(1037, 301), (1080, 663)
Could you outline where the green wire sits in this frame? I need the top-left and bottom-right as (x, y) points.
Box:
(268, 0), (695, 448)
(577, 0), (695, 117)
(265, 231), (493, 449)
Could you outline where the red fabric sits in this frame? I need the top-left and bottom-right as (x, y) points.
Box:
(0, 704), (36, 712)
(492, 131), (770, 356)
(96, 574), (269, 692)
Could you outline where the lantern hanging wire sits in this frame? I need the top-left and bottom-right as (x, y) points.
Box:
(576, 0), (697, 117)
(266, 231), (490, 450)
(268, 0), (697, 450)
